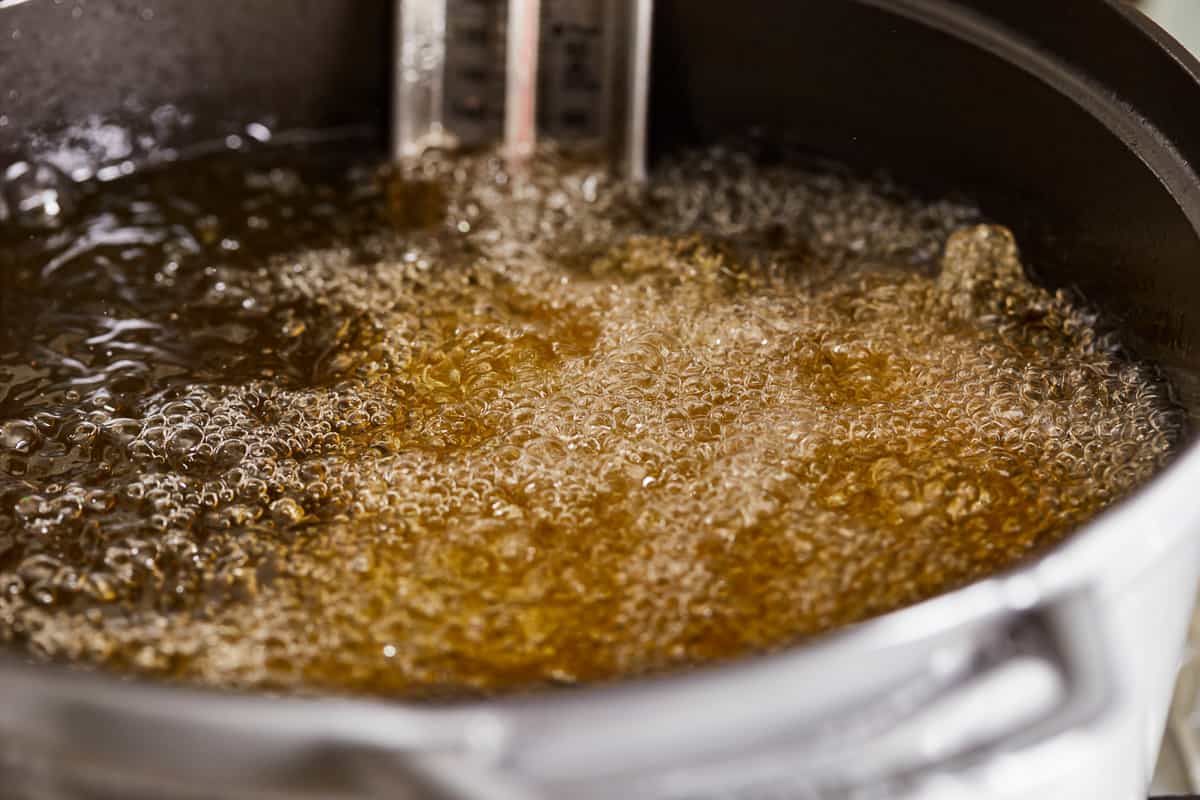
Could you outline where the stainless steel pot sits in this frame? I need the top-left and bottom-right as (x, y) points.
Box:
(2, 1), (1200, 798)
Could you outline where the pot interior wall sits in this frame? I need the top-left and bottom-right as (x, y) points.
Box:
(3, 0), (1200, 430)
(0, 0), (390, 156)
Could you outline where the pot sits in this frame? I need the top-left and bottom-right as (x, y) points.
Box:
(2, 1), (1200, 798)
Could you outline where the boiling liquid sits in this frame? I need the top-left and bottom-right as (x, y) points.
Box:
(0, 143), (1181, 697)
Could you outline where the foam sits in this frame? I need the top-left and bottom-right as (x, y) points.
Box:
(0, 144), (1180, 697)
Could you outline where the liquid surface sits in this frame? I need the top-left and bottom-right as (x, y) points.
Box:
(0, 142), (1181, 697)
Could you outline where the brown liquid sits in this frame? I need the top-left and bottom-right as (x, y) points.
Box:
(0, 142), (1181, 697)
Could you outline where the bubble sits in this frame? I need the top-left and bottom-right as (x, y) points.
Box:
(165, 425), (203, 456)
(268, 497), (306, 524)
(0, 141), (1180, 700)
(2, 160), (76, 229)
(1, 421), (41, 454)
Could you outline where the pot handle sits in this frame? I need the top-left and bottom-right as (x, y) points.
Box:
(462, 584), (1119, 800)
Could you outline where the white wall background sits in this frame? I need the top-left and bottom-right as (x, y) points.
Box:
(1141, 0), (1200, 54)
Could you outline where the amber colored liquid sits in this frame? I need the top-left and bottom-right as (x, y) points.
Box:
(0, 143), (1180, 697)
